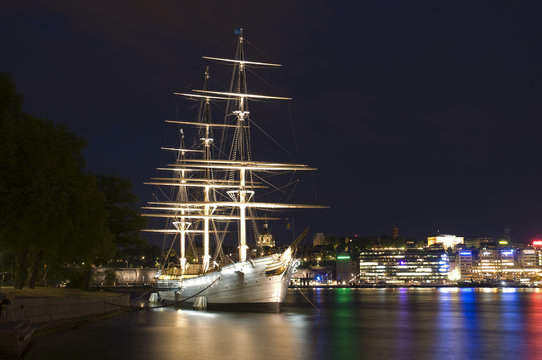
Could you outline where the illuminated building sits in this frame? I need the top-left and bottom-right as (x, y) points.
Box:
(519, 249), (537, 268)
(358, 248), (450, 284)
(532, 240), (542, 266)
(427, 234), (464, 249)
(500, 249), (515, 272)
(456, 247), (542, 281)
(336, 253), (354, 284)
(479, 249), (498, 275)
(313, 232), (328, 247)
(290, 268), (316, 286)
(290, 267), (334, 286)
(256, 222), (275, 248)
(457, 250), (474, 280)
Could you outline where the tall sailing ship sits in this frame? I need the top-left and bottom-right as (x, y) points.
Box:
(143, 30), (323, 312)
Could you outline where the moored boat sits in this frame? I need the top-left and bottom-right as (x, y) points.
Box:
(143, 29), (324, 311)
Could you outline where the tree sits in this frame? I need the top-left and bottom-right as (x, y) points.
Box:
(97, 175), (146, 251)
(0, 73), (115, 288)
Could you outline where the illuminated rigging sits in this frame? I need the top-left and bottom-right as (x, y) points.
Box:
(144, 28), (325, 277)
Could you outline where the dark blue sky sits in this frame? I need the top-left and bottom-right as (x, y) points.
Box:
(2, 1), (542, 243)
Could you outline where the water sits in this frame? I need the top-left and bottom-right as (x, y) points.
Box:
(33, 288), (542, 360)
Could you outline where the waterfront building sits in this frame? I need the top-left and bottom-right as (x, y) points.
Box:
(519, 248), (538, 268)
(479, 249), (498, 276)
(500, 249), (515, 273)
(290, 265), (336, 286)
(290, 268), (316, 286)
(457, 249), (475, 280)
(456, 247), (542, 281)
(427, 234), (464, 250)
(336, 253), (354, 284)
(359, 248), (402, 284)
(358, 247), (450, 284)
(533, 241), (542, 267)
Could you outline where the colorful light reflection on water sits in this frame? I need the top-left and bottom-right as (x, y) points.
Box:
(33, 288), (542, 360)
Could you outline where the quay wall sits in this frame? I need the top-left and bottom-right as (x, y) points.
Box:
(3, 294), (130, 328)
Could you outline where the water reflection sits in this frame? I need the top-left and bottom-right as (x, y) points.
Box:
(526, 292), (542, 360)
(33, 288), (542, 360)
(459, 288), (482, 358)
(395, 287), (413, 358)
(330, 288), (355, 359)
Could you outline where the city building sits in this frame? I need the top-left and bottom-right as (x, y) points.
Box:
(534, 240), (542, 266)
(313, 232), (328, 247)
(457, 249), (475, 280)
(427, 234), (464, 249)
(257, 222), (275, 248)
(336, 253), (354, 284)
(464, 237), (495, 248)
(359, 247), (450, 284)
(456, 247), (542, 281)
(290, 268), (316, 286)
(290, 266), (335, 286)
(519, 248), (538, 268)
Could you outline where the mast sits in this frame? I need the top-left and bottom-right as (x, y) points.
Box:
(234, 29), (249, 262)
(144, 29), (327, 274)
(201, 66), (212, 272)
(176, 130), (189, 274)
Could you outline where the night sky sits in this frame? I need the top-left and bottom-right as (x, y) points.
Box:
(3, 2), (542, 243)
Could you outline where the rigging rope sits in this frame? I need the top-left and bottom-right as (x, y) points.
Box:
(248, 119), (292, 157)
(252, 173), (296, 198)
(246, 67), (281, 93)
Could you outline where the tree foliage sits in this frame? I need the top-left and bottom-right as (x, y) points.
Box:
(0, 73), (115, 288)
(97, 175), (146, 250)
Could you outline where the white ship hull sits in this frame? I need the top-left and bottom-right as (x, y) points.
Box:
(156, 254), (298, 312)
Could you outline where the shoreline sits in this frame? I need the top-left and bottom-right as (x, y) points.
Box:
(289, 284), (536, 289)
(0, 287), (131, 333)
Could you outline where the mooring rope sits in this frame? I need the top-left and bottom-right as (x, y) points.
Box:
(296, 289), (323, 360)
(105, 276), (221, 311)
(298, 289), (321, 313)
(132, 290), (151, 301)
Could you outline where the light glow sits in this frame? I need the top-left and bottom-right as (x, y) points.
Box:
(193, 89), (292, 100)
(146, 201), (327, 209)
(427, 234), (464, 249)
(202, 56), (282, 67)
